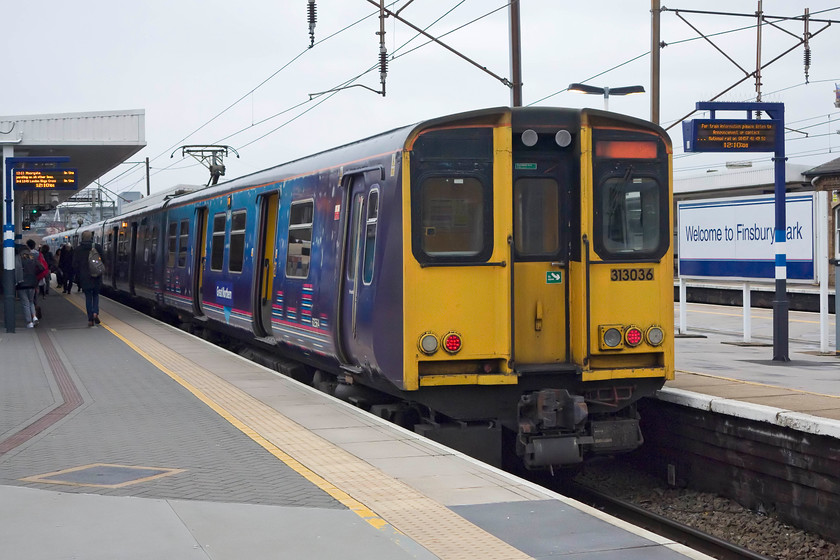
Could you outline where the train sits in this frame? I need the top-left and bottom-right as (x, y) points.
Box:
(45, 106), (674, 470)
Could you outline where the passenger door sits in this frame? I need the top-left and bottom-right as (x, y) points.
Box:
(253, 192), (279, 337)
(512, 166), (570, 368)
(339, 176), (378, 367)
(192, 207), (208, 317)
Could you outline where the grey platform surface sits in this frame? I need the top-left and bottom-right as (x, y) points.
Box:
(671, 302), (840, 432)
(0, 291), (711, 559)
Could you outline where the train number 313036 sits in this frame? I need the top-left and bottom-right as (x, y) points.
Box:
(610, 268), (654, 281)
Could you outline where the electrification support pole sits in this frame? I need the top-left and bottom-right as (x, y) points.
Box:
(509, 0), (522, 107)
(769, 103), (789, 361)
(145, 157), (150, 197)
(651, 0), (661, 124)
(2, 146), (15, 333)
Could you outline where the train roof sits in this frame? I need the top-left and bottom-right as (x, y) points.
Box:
(55, 106), (669, 224)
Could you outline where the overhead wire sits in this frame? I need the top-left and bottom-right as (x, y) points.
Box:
(224, 0), (476, 150)
(111, 3), (840, 192)
(110, 3), (398, 194)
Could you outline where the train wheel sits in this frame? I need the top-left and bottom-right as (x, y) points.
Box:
(312, 370), (337, 395)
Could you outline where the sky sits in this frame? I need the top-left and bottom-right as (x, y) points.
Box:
(4, 1), (840, 201)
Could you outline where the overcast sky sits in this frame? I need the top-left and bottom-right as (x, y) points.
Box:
(4, 1), (840, 198)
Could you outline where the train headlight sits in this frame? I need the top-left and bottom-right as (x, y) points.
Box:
(555, 129), (572, 147)
(625, 326), (644, 347)
(521, 129), (538, 147)
(601, 326), (623, 349)
(646, 326), (665, 346)
(418, 333), (439, 355)
(442, 332), (462, 354)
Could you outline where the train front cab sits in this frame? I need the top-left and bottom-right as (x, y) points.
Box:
(401, 108), (673, 468)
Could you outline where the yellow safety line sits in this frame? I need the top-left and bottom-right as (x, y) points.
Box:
(114, 327), (390, 529)
(62, 295), (390, 530)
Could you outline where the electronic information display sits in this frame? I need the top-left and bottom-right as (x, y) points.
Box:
(13, 169), (78, 190)
(682, 119), (777, 152)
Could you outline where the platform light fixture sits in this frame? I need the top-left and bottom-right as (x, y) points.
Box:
(568, 83), (645, 111)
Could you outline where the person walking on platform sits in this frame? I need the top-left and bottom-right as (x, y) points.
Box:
(15, 245), (43, 328)
(39, 244), (56, 296)
(72, 231), (106, 327)
(58, 243), (74, 294)
(26, 240), (50, 301)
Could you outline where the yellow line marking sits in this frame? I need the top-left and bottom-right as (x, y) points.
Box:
(675, 369), (840, 400)
(60, 296), (535, 558)
(62, 293), (392, 528)
(21, 463), (185, 489)
(105, 325), (394, 531)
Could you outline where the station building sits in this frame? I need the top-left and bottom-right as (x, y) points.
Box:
(1, 110), (146, 331)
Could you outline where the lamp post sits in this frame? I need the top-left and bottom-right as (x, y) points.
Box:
(568, 83), (645, 111)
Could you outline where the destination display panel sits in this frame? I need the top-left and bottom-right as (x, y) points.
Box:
(682, 119), (777, 152)
(13, 168), (78, 190)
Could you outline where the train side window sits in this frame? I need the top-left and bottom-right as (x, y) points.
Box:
(229, 210), (247, 273)
(210, 212), (226, 271)
(178, 219), (189, 268)
(140, 226), (148, 264)
(347, 193), (363, 280)
(150, 225), (158, 266)
(514, 178), (560, 257)
(167, 222), (177, 267)
(286, 200), (313, 279)
(118, 228), (128, 263)
(419, 177), (484, 257)
(363, 189), (379, 284)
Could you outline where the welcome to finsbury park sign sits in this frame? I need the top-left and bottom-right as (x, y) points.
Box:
(678, 193), (815, 282)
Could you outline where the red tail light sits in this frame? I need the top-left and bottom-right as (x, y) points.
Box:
(625, 326), (643, 347)
(443, 332), (462, 354)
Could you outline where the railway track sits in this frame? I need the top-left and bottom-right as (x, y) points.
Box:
(558, 480), (773, 560)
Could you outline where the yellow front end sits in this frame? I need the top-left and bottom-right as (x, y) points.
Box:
(401, 119), (516, 391)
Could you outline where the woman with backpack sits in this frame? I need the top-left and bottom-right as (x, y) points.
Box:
(72, 231), (106, 327)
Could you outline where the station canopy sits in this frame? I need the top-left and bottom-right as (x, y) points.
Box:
(0, 109), (146, 210)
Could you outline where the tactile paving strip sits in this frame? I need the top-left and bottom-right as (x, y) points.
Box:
(101, 307), (532, 560)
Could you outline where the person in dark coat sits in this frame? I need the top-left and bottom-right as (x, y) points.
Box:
(72, 231), (106, 327)
(15, 246), (43, 328)
(58, 243), (75, 294)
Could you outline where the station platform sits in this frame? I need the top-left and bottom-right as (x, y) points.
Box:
(0, 292), (710, 560)
(668, 302), (840, 437)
